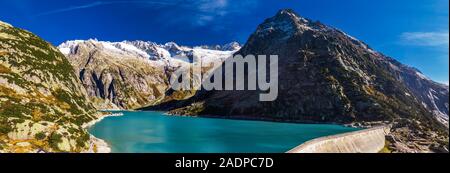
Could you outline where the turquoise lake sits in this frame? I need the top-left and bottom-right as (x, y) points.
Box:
(89, 111), (359, 153)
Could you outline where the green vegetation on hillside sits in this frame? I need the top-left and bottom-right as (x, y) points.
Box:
(1, 21), (98, 153)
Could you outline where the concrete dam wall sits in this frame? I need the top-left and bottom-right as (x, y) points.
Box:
(288, 126), (390, 153)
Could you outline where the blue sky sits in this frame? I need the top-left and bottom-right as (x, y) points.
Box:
(0, 0), (448, 84)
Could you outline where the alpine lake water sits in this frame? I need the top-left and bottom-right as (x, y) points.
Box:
(89, 111), (359, 153)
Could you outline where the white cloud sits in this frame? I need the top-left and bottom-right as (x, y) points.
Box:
(195, 15), (214, 26)
(189, 0), (230, 26)
(400, 31), (449, 47)
(198, 0), (228, 12)
(185, 0), (257, 27)
(35, 0), (258, 28)
(36, 1), (174, 17)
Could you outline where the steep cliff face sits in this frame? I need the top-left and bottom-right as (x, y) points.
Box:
(59, 40), (169, 109)
(397, 66), (449, 126)
(59, 40), (238, 110)
(0, 21), (99, 153)
(146, 9), (449, 152)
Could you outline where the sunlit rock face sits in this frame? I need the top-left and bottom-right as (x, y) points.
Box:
(58, 39), (240, 110)
(0, 20), (99, 153)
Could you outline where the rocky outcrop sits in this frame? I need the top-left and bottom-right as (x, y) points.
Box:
(145, 9), (449, 153)
(386, 119), (449, 153)
(0, 21), (100, 152)
(59, 40), (237, 110)
(197, 42), (242, 51)
(397, 67), (449, 126)
(59, 40), (169, 109)
(288, 126), (390, 153)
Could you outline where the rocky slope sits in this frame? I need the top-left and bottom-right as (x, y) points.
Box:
(58, 40), (239, 110)
(145, 9), (449, 153)
(0, 20), (102, 153)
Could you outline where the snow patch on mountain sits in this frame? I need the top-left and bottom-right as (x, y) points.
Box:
(59, 47), (71, 55)
(58, 39), (239, 67)
(415, 71), (431, 80)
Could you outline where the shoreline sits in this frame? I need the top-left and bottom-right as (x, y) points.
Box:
(83, 112), (124, 153)
(83, 110), (370, 153)
(166, 112), (356, 126)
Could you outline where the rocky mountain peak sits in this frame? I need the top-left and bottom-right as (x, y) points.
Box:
(164, 42), (183, 52)
(254, 9), (328, 42)
(196, 42), (242, 51)
(126, 40), (158, 49)
(276, 9), (303, 21)
(221, 42), (241, 51)
(146, 9), (449, 152)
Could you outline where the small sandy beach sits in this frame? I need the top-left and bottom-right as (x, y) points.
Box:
(82, 112), (124, 153)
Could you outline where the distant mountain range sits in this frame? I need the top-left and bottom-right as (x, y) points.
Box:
(57, 39), (239, 109)
(0, 9), (448, 153)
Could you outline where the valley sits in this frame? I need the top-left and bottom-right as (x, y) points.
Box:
(0, 9), (448, 153)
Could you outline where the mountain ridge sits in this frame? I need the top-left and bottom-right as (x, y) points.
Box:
(1, 20), (103, 153)
(144, 9), (449, 153)
(58, 39), (239, 109)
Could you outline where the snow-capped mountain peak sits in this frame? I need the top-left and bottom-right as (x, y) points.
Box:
(58, 39), (239, 66)
(190, 42), (242, 52)
(221, 42), (241, 51)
